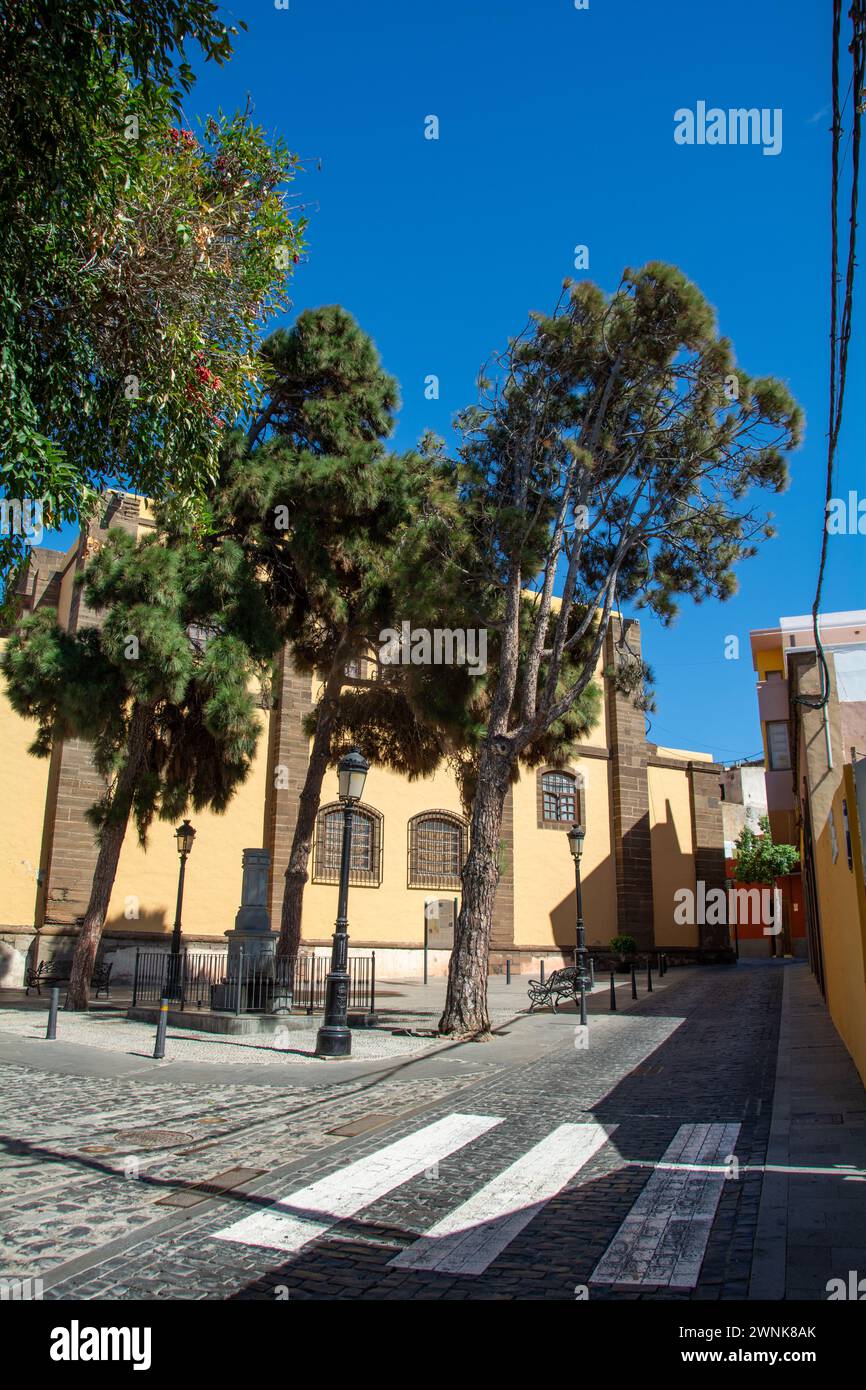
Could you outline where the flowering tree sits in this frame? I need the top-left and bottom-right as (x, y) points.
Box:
(0, 2), (305, 583)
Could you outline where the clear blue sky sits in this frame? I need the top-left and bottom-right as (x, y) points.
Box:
(50, 0), (866, 762)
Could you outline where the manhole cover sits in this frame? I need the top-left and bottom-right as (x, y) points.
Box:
(113, 1128), (193, 1148)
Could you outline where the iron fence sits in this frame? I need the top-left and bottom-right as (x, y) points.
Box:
(131, 948), (376, 1016)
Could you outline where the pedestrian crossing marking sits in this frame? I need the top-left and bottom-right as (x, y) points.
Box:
(212, 1112), (502, 1255)
(590, 1121), (741, 1288)
(388, 1122), (611, 1275)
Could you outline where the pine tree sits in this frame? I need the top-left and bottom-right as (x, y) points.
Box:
(218, 306), (456, 963)
(432, 263), (803, 1036)
(1, 527), (277, 1008)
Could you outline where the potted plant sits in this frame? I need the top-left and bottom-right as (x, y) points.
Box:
(610, 934), (638, 972)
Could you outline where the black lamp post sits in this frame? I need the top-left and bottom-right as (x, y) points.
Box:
(169, 820), (196, 997)
(316, 749), (369, 1058)
(567, 823), (590, 1027)
(725, 876), (739, 959)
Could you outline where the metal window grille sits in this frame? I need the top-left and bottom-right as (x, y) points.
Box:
(312, 805), (382, 886)
(408, 813), (466, 889)
(541, 771), (577, 822)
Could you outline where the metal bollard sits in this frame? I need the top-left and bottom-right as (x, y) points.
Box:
(506, 959), (511, 985)
(153, 997), (169, 1060)
(540, 959), (545, 984)
(589, 957), (595, 988)
(647, 959), (653, 993)
(46, 986), (60, 1040)
(609, 971), (617, 1012)
(631, 965), (637, 1000)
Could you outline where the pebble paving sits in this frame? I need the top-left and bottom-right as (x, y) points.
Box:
(0, 965), (783, 1301)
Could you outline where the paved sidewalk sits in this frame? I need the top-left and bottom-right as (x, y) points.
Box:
(0, 971), (617, 1087)
(750, 962), (866, 1300)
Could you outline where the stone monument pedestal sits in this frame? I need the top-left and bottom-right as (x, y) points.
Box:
(211, 849), (291, 1012)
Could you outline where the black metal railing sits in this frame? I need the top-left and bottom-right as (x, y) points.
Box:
(131, 948), (376, 1016)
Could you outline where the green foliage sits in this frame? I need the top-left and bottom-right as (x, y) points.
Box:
(0, 528), (279, 839)
(0, 2), (305, 581)
(216, 307), (437, 680)
(610, 934), (637, 957)
(459, 263), (803, 639)
(733, 815), (800, 885)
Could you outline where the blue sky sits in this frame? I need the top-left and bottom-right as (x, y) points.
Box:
(47, 0), (866, 762)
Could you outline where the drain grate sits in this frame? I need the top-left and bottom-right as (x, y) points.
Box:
(156, 1166), (265, 1209)
(327, 1112), (400, 1138)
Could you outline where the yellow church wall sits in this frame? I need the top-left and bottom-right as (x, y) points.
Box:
(648, 764), (700, 948)
(300, 761), (466, 949)
(512, 758), (616, 951)
(0, 640), (52, 931)
(104, 713), (270, 941)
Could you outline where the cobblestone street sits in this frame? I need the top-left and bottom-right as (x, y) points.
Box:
(3, 961), (861, 1303)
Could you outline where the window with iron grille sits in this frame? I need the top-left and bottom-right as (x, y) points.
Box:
(541, 770), (578, 823)
(408, 812), (467, 889)
(312, 803), (383, 886)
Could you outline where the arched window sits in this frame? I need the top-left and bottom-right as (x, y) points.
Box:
(408, 811), (467, 890)
(539, 770), (579, 826)
(312, 803), (383, 886)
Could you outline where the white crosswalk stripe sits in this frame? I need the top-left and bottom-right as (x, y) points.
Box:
(212, 1112), (502, 1254)
(590, 1121), (741, 1288)
(388, 1122), (611, 1275)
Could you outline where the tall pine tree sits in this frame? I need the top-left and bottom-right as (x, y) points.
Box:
(218, 306), (459, 962)
(2, 527), (277, 1008)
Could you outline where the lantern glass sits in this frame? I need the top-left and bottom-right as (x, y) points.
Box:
(175, 820), (196, 857)
(338, 748), (369, 802)
(567, 823), (585, 862)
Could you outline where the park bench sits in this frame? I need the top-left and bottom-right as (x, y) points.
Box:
(25, 960), (113, 999)
(527, 965), (584, 1012)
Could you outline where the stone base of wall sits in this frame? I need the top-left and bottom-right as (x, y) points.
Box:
(0, 930), (38, 989)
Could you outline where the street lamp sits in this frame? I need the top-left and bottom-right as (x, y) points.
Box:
(316, 749), (369, 1058)
(169, 820), (196, 998)
(725, 876), (739, 959)
(567, 823), (590, 1027)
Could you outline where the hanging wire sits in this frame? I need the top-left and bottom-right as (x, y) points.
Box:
(797, 0), (865, 711)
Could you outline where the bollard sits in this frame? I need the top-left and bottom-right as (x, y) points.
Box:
(46, 986), (60, 1040)
(647, 959), (653, 993)
(540, 959), (546, 985)
(153, 997), (169, 1060)
(609, 970), (617, 1012)
(631, 965), (637, 1000)
(506, 959), (511, 985)
(589, 957), (595, 988)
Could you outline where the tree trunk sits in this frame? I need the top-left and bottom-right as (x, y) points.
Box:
(277, 669), (344, 965)
(66, 704), (153, 1011)
(439, 738), (513, 1038)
